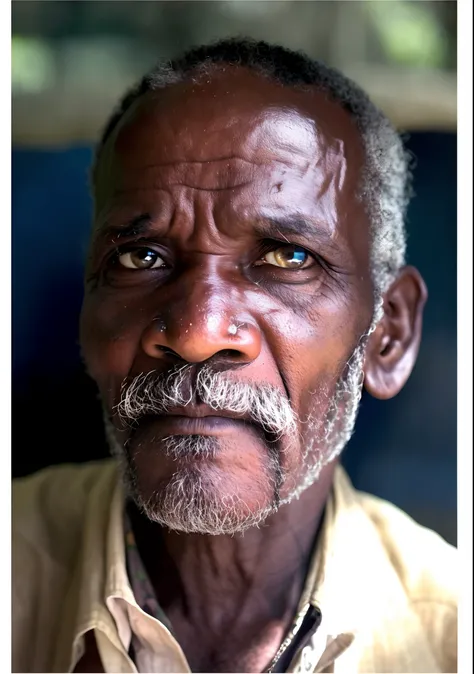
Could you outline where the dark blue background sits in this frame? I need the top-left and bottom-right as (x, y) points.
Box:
(11, 132), (457, 543)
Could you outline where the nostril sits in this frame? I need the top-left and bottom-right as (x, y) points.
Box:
(157, 345), (182, 358)
(219, 349), (245, 359)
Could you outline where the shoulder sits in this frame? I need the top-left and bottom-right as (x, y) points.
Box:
(13, 459), (119, 567)
(356, 489), (458, 672)
(356, 490), (457, 603)
(12, 460), (120, 672)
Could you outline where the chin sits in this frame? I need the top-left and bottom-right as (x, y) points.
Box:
(134, 465), (280, 535)
(120, 432), (284, 535)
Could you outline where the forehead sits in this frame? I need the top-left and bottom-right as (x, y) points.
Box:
(97, 67), (365, 190)
(94, 68), (369, 260)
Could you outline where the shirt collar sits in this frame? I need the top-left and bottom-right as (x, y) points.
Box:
(53, 462), (436, 673)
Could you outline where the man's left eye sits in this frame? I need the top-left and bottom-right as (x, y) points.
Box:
(258, 245), (313, 269)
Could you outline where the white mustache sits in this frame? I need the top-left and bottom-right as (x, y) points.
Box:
(115, 365), (297, 438)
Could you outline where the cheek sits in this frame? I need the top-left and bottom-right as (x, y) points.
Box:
(264, 297), (365, 396)
(80, 294), (146, 402)
(260, 286), (370, 458)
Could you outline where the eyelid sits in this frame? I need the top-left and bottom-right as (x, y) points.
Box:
(256, 239), (317, 261)
(101, 232), (159, 256)
(114, 239), (166, 253)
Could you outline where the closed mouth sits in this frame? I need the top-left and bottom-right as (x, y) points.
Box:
(127, 406), (257, 441)
(161, 403), (249, 422)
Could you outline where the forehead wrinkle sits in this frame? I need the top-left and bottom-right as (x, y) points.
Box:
(112, 183), (254, 196)
(110, 106), (352, 198)
(121, 155), (261, 169)
(100, 104), (357, 248)
(176, 188), (261, 255)
(115, 156), (263, 193)
(130, 156), (301, 172)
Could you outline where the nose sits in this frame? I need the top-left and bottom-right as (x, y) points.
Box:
(140, 279), (262, 365)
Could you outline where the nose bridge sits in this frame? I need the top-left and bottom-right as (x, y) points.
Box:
(141, 263), (261, 364)
(172, 263), (234, 322)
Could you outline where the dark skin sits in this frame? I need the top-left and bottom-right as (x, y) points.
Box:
(80, 68), (427, 672)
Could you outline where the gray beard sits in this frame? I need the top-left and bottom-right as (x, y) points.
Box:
(105, 330), (370, 536)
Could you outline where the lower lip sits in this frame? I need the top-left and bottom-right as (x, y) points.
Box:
(137, 415), (250, 436)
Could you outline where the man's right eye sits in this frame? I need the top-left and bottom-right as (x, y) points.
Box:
(117, 248), (166, 270)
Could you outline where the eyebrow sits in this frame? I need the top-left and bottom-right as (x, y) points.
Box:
(255, 216), (337, 249)
(96, 213), (337, 250)
(96, 214), (153, 243)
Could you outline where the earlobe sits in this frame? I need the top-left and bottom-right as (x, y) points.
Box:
(364, 266), (427, 400)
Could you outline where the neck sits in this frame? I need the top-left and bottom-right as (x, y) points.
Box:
(128, 462), (336, 671)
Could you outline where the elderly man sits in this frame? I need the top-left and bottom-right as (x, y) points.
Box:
(12, 39), (457, 673)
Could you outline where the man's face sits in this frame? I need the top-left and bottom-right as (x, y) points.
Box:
(80, 68), (375, 534)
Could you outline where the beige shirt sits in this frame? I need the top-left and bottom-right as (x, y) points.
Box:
(12, 460), (457, 673)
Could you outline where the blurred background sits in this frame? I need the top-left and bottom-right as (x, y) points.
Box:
(12, 1), (457, 544)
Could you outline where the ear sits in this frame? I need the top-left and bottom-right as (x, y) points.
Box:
(364, 266), (428, 400)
